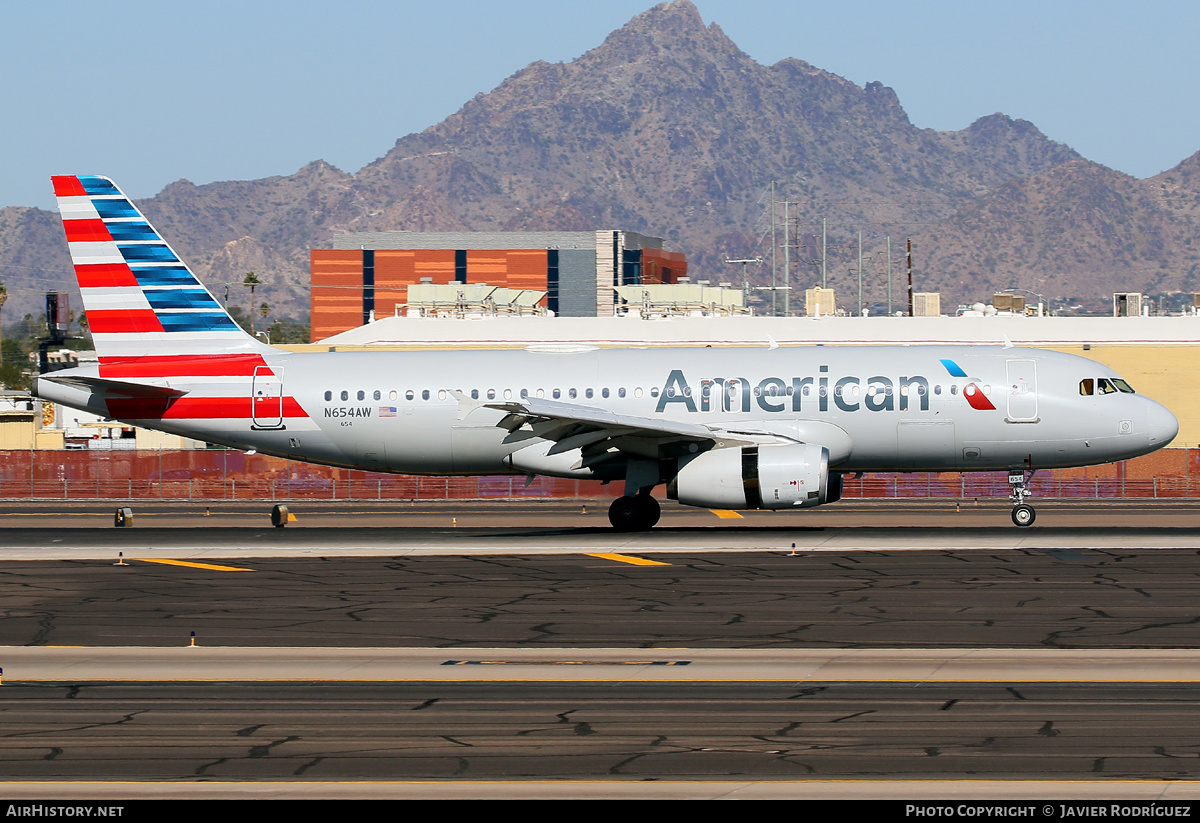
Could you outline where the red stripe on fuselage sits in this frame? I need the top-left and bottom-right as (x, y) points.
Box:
(99, 354), (271, 378)
(105, 395), (306, 421)
(63, 218), (111, 243)
(87, 309), (164, 334)
(51, 176), (86, 197)
(76, 263), (139, 288)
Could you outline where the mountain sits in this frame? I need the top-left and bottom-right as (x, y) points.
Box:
(1, 0), (1196, 326)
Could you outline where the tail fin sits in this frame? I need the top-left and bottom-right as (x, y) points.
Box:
(51, 175), (269, 360)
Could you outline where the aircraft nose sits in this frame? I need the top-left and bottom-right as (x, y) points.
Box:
(1147, 401), (1179, 448)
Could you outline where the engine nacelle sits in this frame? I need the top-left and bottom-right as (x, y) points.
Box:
(667, 443), (832, 510)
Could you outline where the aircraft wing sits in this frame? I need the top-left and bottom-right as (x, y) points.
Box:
(471, 395), (787, 462)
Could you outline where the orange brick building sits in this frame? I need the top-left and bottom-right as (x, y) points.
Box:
(311, 231), (686, 340)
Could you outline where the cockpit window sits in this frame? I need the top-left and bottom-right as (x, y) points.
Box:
(1097, 378), (1117, 395)
(1112, 378), (1135, 394)
(1079, 379), (1094, 396)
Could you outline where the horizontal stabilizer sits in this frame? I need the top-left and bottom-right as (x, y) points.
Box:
(39, 374), (188, 399)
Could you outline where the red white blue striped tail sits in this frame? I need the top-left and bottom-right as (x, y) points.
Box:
(52, 175), (269, 360)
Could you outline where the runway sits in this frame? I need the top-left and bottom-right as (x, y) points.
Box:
(4, 502), (1200, 798)
(3, 680), (1200, 788)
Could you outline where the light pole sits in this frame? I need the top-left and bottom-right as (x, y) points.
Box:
(724, 257), (764, 310)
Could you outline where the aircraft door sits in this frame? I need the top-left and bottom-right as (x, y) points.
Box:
(251, 366), (284, 429)
(1006, 360), (1038, 422)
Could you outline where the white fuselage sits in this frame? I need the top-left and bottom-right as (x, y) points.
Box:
(36, 344), (1178, 479)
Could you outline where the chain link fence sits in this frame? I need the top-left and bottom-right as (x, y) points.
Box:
(0, 449), (1192, 502)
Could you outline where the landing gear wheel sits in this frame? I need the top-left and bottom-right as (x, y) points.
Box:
(1011, 504), (1036, 528)
(609, 495), (661, 531)
(638, 495), (661, 529)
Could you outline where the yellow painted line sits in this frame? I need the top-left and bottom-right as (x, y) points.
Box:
(710, 509), (744, 519)
(586, 552), (671, 566)
(138, 558), (255, 572)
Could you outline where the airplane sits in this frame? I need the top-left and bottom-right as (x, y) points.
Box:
(34, 175), (1179, 530)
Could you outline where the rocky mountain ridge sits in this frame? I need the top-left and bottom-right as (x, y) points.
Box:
(2, 0), (1197, 326)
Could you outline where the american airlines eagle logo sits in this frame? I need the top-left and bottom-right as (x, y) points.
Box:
(939, 358), (996, 411)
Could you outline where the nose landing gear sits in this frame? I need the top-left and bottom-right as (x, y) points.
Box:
(1008, 470), (1036, 527)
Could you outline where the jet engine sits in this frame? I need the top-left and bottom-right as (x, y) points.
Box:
(667, 443), (836, 510)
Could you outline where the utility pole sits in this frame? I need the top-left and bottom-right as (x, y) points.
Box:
(857, 230), (863, 316)
(783, 201), (790, 316)
(821, 218), (827, 289)
(906, 239), (914, 316)
(770, 182), (777, 316)
(886, 236), (892, 316)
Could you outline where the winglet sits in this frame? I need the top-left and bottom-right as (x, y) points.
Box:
(767, 335), (779, 350)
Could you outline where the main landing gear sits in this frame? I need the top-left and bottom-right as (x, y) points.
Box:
(1008, 470), (1036, 527)
(609, 493), (661, 532)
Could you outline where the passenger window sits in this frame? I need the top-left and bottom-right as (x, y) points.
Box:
(487, 389), (496, 400)
(340, 390), (348, 401)
(553, 388), (561, 399)
(504, 389), (512, 400)
(1079, 379), (1094, 396)
(586, 388), (593, 399)
(471, 389), (479, 400)
(357, 390), (365, 401)
(569, 388), (577, 399)
(650, 387), (659, 397)
(521, 389), (529, 399)
(603, 388), (610, 398)
(619, 388), (626, 398)
(373, 390), (381, 401)
(421, 390), (430, 400)
(634, 388), (643, 398)
(324, 391), (332, 401)
(537, 388), (545, 398)
(390, 390), (398, 401)
(405, 390), (414, 401)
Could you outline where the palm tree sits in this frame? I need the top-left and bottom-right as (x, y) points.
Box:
(0, 283), (8, 365)
(243, 272), (262, 333)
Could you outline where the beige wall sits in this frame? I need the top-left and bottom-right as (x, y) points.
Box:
(1043, 345), (1199, 449)
(0, 414), (35, 449)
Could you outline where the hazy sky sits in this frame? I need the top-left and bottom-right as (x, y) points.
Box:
(2, 0), (1196, 210)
